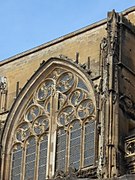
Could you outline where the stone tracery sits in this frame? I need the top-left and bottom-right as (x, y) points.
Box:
(9, 64), (96, 180)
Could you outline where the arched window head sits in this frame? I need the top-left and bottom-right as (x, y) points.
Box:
(1, 57), (97, 179)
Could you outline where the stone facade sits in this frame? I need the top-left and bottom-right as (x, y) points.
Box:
(0, 7), (135, 180)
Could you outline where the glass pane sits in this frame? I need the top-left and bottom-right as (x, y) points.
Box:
(56, 72), (74, 93)
(16, 122), (30, 142)
(38, 135), (48, 180)
(11, 174), (21, 180)
(26, 105), (40, 122)
(56, 128), (66, 171)
(84, 120), (95, 167)
(77, 78), (88, 91)
(25, 137), (36, 180)
(38, 170), (47, 180)
(69, 121), (81, 170)
(33, 116), (49, 135)
(36, 79), (54, 101)
(11, 144), (22, 180)
(78, 99), (95, 119)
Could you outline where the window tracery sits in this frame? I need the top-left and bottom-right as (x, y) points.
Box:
(10, 66), (96, 179)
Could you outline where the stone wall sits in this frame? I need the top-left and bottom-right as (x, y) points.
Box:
(0, 23), (106, 112)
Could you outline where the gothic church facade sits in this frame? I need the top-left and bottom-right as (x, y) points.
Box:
(1, 7), (135, 180)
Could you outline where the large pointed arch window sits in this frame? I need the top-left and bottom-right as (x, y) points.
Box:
(2, 58), (96, 180)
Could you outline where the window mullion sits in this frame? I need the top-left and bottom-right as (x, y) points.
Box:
(48, 90), (58, 178)
(67, 126), (71, 171)
(9, 152), (13, 180)
(66, 129), (70, 172)
(21, 144), (26, 180)
(47, 95), (53, 178)
(80, 123), (84, 168)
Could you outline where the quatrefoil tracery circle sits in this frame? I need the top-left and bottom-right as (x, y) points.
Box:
(32, 115), (49, 135)
(36, 79), (55, 101)
(14, 68), (96, 141)
(15, 122), (30, 142)
(69, 88), (89, 106)
(25, 104), (41, 122)
(77, 99), (95, 119)
(57, 105), (75, 126)
(56, 71), (75, 93)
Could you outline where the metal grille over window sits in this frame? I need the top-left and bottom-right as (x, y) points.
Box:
(56, 128), (66, 171)
(84, 120), (95, 167)
(25, 137), (36, 180)
(11, 144), (22, 180)
(69, 121), (81, 170)
(38, 135), (48, 180)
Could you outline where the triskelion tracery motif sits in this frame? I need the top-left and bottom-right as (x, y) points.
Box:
(11, 67), (96, 180)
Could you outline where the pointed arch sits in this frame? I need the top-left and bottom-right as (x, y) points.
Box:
(1, 57), (97, 179)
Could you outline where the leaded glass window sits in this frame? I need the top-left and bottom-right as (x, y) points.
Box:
(10, 111), (49, 179)
(25, 137), (36, 180)
(11, 144), (22, 180)
(9, 63), (96, 179)
(38, 135), (48, 180)
(69, 120), (81, 169)
(55, 69), (96, 172)
(56, 128), (66, 171)
(84, 120), (95, 167)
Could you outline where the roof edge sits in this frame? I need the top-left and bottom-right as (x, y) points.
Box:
(122, 6), (135, 16)
(0, 19), (106, 66)
(1, 6), (135, 66)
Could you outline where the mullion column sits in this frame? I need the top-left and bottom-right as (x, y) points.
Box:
(48, 89), (58, 178)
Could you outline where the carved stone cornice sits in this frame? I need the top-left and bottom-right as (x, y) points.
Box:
(119, 95), (135, 120)
(52, 167), (77, 180)
(77, 167), (97, 178)
(125, 136), (135, 174)
(52, 166), (97, 180)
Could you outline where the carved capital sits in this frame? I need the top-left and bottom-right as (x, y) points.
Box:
(53, 167), (78, 180)
(0, 76), (7, 92)
(77, 167), (97, 178)
(100, 38), (108, 68)
(125, 136), (135, 174)
(53, 166), (97, 179)
(119, 95), (135, 120)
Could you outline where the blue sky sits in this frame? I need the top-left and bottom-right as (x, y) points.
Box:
(0, 1), (135, 61)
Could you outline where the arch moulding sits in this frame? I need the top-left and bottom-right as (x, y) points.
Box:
(1, 57), (97, 179)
